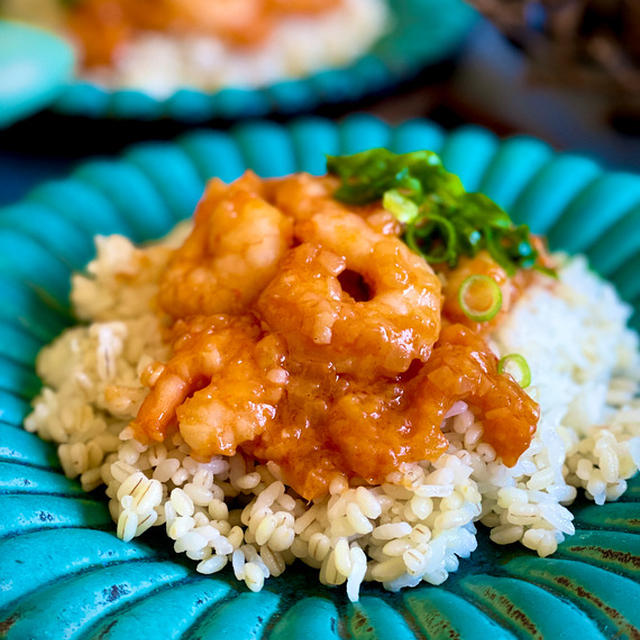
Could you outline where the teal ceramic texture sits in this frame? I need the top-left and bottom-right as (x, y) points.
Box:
(49, 0), (477, 121)
(1, 115), (640, 639)
(0, 21), (75, 128)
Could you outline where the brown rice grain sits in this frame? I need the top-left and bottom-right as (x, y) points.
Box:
(372, 522), (412, 540)
(153, 458), (180, 482)
(268, 525), (295, 552)
(232, 549), (246, 579)
(346, 502), (373, 534)
(117, 510), (139, 542)
(227, 525), (244, 549)
(355, 487), (381, 519)
(308, 532), (331, 562)
(197, 555), (228, 575)
(168, 515), (195, 540)
(244, 562), (265, 592)
(170, 487), (195, 517)
(260, 545), (286, 577)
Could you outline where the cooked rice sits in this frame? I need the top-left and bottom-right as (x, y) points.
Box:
(24, 232), (640, 601)
(2, 0), (388, 97)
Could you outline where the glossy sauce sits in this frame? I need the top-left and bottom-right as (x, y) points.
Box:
(441, 246), (554, 334)
(133, 172), (541, 500)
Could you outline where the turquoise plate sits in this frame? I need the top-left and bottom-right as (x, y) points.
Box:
(1, 115), (639, 639)
(48, 0), (477, 121)
(0, 21), (74, 128)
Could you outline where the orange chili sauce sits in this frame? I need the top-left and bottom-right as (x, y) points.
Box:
(134, 172), (541, 500)
(65, 0), (341, 67)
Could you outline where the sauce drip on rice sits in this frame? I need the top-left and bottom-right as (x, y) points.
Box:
(132, 171), (541, 500)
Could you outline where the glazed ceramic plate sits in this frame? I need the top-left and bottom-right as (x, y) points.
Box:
(1, 115), (640, 639)
(50, 0), (477, 121)
(0, 21), (74, 128)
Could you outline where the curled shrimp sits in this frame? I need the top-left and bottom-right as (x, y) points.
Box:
(158, 172), (293, 318)
(411, 323), (539, 466)
(326, 323), (539, 484)
(258, 210), (442, 377)
(132, 315), (288, 457)
(442, 247), (556, 332)
(134, 0), (337, 43)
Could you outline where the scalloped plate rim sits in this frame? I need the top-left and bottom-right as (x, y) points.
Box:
(1, 115), (639, 640)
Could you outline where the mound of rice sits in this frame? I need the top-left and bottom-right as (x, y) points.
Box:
(24, 229), (640, 601)
(2, 0), (388, 97)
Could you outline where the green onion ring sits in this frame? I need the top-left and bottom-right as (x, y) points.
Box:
(457, 274), (502, 322)
(498, 353), (532, 388)
(405, 213), (457, 265)
(382, 189), (419, 223)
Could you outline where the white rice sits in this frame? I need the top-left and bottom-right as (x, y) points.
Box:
(2, 0), (389, 97)
(24, 234), (640, 601)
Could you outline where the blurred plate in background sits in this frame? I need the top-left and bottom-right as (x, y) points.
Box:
(35, 0), (477, 122)
(0, 21), (74, 128)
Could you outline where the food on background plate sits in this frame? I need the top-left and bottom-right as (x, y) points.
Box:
(1, 0), (388, 96)
(25, 150), (640, 601)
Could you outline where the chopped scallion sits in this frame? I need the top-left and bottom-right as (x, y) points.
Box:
(326, 149), (555, 277)
(458, 274), (502, 323)
(498, 353), (532, 388)
(382, 189), (419, 223)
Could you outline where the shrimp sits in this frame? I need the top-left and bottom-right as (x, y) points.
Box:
(154, 0), (271, 45)
(267, 0), (340, 12)
(442, 247), (558, 332)
(133, 0), (336, 45)
(410, 323), (539, 466)
(66, 0), (341, 66)
(257, 210), (442, 377)
(325, 323), (539, 485)
(66, 0), (132, 67)
(132, 315), (288, 458)
(158, 172), (293, 318)
(266, 173), (345, 222)
(266, 173), (402, 235)
(327, 390), (449, 487)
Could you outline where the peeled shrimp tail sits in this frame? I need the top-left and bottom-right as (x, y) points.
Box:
(132, 373), (192, 443)
(131, 316), (288, 457)
(131, 338), (225, 443)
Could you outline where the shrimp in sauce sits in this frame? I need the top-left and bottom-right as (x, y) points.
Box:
(258, 210), (442, 378)
(134, 171), (540, 500)
(65, 0), (342, 67)
(158, 172), (292, 318)
(132, 314), (287, 457)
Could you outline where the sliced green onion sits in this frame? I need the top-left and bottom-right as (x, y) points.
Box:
(327, 149), (556, 277)
(498, 353), (531, 388)
(533, 264), (558, 279)
(457, 274), (502, 322)
(383, 189), (419, 223)
(405, 213), (458, 265)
